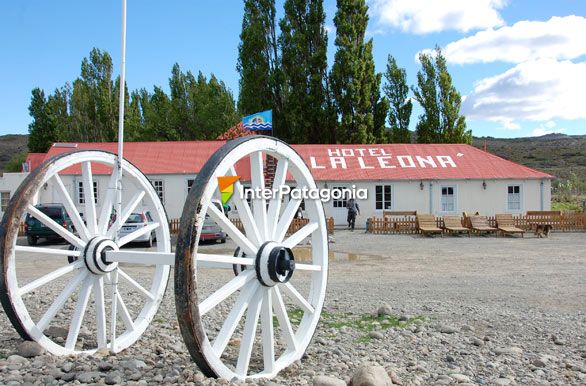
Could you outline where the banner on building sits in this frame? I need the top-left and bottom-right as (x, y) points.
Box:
(242, 110), (272, 131)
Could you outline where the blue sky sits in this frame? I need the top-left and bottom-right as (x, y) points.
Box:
(1, 0), (585, 138)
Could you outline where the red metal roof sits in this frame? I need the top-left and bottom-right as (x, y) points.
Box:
(40, 141), (552, 180)
(24, 153), (46, 172)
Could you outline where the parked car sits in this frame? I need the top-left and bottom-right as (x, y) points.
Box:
(25, 203), (73, 245)
(200, 199), (227, 243)
(118, 210), (156, 247)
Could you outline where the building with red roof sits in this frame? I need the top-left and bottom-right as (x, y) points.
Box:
(1, 140), (552, 226)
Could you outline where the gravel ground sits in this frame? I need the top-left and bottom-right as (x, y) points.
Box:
(1, 231), (585, 385)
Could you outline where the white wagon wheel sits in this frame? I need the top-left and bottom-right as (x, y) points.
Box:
(175, 136), (328, 379)
(0, 150), (171, 354)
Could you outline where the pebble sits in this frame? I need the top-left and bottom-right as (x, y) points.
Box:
(439, 325), (458, 334)
(312, 375), (346, 386)
(16, 341), (45, 358)
(350, 363), (393, 386)
(377, 304), (393, 316)
(105, 373), (122, 385)
(493, 346), (523, 356)
(450, 373), (470, 383)
(6, 355), (29, 364)
(532, 358), (546, 367)
(368, 331), (384, 340)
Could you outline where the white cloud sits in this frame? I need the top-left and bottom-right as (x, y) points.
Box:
(369, 0), (507, 34)
(440, 16), (586, 64)
(462, 59), (586, 122)
(544, 120), (556, 129)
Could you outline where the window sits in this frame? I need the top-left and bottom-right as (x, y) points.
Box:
(441, 186), (456, 212)
(375, 185), (392, 210)
(78, 181), (98, 204)
(186, 178), (195, 194)
(508, 185), (521, 210)
(332, 186), (349, 208)
(1, 191), (10, 211)
(152, 180), (164, 203)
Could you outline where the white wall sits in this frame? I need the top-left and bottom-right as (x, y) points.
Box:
(0, 172), (29, 217)
(318, 179), (551, 227)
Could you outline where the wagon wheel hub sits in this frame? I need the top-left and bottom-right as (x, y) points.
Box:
(83, 236), (119, 275)
(255, 241), (295, 287)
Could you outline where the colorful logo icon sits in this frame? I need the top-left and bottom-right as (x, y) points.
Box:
(217, 176), (241, 205)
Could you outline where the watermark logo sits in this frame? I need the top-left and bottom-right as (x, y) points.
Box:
(217, 176), (241, 205)
(240, 184), (367, 202)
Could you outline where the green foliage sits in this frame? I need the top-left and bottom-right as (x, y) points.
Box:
(279, 0), (336, 143)
(28, 88), (54, 152)
(412, 47), (471, 144)
(27, 49), (239, 149)
(384, 55), (412, 143)
(330, 0), (383, 144)
(5, 153), (27, 172)
(237, 0), (283, 135)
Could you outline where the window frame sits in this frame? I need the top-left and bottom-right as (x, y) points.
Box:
(440, 185), (457, 213)
(151, 179), (164, 204)
(374, 184), (392, 211)
(507, 184), (523, 212)
(77, 180), (98, 204)
(1, 191), (10, 212)
(332, 186), (350, 209)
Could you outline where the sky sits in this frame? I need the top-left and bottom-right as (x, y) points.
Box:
(1, 0), (585, 139)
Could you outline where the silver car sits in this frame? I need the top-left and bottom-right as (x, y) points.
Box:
(119, 210), (156, 247)
(200, 200), (227, 243)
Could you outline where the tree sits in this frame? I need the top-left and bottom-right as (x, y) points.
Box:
(384, 55), (412, 143)
(412, 47), (471, 143)
(330, 0), (381, 144)
(237, 0), (283, 137)
(6, 153), (27, 172)
(279, 0), (336, 143)
(28, 88), (55, 152)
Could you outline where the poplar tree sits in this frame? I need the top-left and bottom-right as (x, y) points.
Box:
(28, 88), (55, 152)
(237, 0), (283, 134)
(279, 0), (335, 143)
(412, 47), (471, 143)
(330, 0), (381, 144)
(384, 55), (412, 143)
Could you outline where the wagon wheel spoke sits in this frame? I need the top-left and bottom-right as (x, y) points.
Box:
(37, 270), (89, 331)
(236, 285), (263, 377)
(52, 174), (91, 241)
(282, 282), (314, 314)
(282, 222), (318, 249)
(15, 245), (81, 257)
(97, 171), (119, 235)
(81, 162), (98, 236)
(26, 205), (85, 248)
(273, 196), (303, 243)
(105, 272), (136, 332)
(266, 159), (288, 240)
(19, 260), (84, 296)
(65, 276), (94, 350)
(212, 281), (259, 357)
(117, 268), (155, 300)
(117, 222), (159, 247)
(207, 202), (257, 256)
(272, 286), (297, 352)
(260, 288), (275, 373)
(106, 190), (145, 238)
(250, 151), (268, 241)
(227, 167), (262, 246)
(199, 270), (255, 316)
(94, 276), (107, 348)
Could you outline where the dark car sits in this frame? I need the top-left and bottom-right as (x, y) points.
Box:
(25, 204), (73, 245)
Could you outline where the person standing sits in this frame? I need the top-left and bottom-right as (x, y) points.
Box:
(346, 198), (360, 231)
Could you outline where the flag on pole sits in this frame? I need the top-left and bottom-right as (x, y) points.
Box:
(242, 110), (272, 131)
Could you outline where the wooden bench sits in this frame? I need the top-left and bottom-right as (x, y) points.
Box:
(382, 210), (417, 232)
(442, 216), (470, 237)
(416, 214), (443, 237)
(495, 214), (525, 237)
(469, 215), (498, 236)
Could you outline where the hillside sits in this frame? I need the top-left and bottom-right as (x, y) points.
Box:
(472, 134), (586, 181)
(0, 134), (28, 173)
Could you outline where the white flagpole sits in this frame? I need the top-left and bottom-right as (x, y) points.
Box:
(111, 0), (127, 351)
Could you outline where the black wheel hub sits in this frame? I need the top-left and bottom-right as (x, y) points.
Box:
(255, 241), (295, 287)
